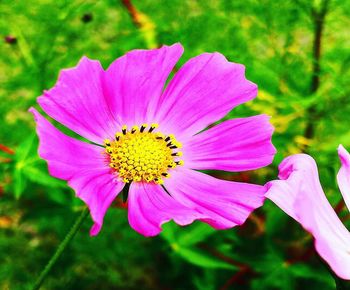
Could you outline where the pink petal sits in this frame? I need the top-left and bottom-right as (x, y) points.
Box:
(127, 182), (205, 237)
(104, 43), (184, 127)
(266, 154), (350, 280)
(30, 108), (124, 236)
(183, 115), (276, 172)
(154, 52), (257, 140)
(38, 57), (117, 144)
(164, 169), (265, 229)
(337, 145), (350, 212)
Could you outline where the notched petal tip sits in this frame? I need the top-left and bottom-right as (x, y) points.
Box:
(167, 42), (184, 53)
(122, 42), (185, 61)
(57, 56), (104, 81)
(28, 107), (38, 120)
(277, 154), (316, 180)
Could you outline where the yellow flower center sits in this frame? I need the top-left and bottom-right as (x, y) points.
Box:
(104, 124), (183, 184)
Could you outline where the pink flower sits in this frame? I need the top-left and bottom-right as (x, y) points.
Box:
(30, 43), (276, 237)
(266, 145), (350, 279)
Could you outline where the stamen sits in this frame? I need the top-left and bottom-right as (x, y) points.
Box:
(115, 133), (122, 141)
(140, 123), (148, 133)
(133, 176), (142, 182)
(155, 133), (165, 140)
(122, 125), (127, 135)
(105, 123), (183, 184)
(145, 176), (153, 182)
(149, 123), (159, 133)
(131, 126), (139, 134)
(154, 178), (164, 184)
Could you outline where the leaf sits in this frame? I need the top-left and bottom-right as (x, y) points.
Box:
(13, 167), (26, 199)
(162, 222), (233, 270)
(161, 221), (177, 243)
(22, 165), (65, 188)
(176, 223), (216, 247)
(46, 188), (71, 206)
(161, 221), (216, 246)
(14, 134), (36, 162)
(289, 263), (334, 286)
(173, 245), (236, 270)
(10, 134), (66, 199)
(265, 201), (291, 237)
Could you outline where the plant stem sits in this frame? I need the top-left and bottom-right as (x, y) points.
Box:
(303, 0), (329, 148)
(31, 207), (89, 290)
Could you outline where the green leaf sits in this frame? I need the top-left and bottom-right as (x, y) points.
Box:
(289, 263), (334, 286)
(22, 164), (65, 188)
(14, 134), (36, 162)
(13, 167), (26, 199)
(162, 223), (234, 270)
(161, 221), (216, 246)
(161, 221), (177, 243)
(176, 223), (216, 247)
(45, 188), (71, 206)
(173, 245), (236, 270)
(11, 135), (37, 198)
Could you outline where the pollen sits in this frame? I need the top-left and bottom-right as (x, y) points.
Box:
(104, 124), (183, 184)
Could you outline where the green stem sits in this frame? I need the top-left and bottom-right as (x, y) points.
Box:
(31, 207), (89, 290)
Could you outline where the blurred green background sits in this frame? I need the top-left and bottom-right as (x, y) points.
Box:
(1, 0), (350, 289)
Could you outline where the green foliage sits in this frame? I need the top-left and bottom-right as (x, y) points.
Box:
(0, 0), (349, 289)
(162, 222), (235, 270)
(10, 135), (66, 199)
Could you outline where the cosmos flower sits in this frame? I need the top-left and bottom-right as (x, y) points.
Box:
(266, 145), (350, 279)
(30, 43), (276, 237)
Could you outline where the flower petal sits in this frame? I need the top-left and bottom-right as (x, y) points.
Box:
(30, 108), (124, 236)
(164, 169), (265, 229)
(184, 115), (276, 172)
(104, 43), (184, 127)
(266, 154), (350, 280)
(38, 57), (117, 144)
(337, 145), (350, 212)
(154, 52), (257, 139)
(127, 182), (204, 237)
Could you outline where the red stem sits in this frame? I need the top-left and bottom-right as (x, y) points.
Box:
(0, 144), (15, 155)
